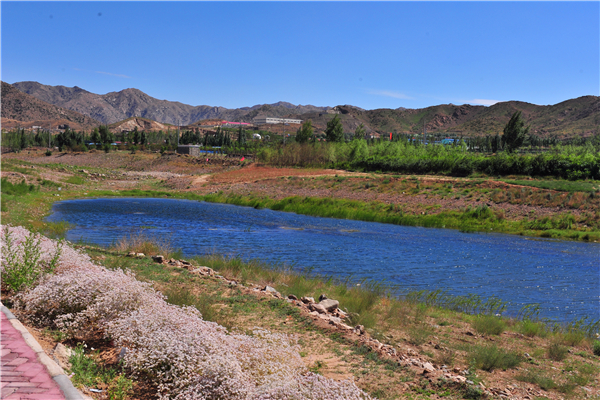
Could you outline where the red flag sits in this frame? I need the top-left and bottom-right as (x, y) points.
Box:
(241, 157), (245, 162)
(389, 132), (392, 141)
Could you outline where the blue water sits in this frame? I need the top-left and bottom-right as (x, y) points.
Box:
(48, 198), (600, 322)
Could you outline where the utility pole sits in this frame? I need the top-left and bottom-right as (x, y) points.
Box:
(48, 123), (51, 149)
(177, 119), (180, 148)
(423, 120), (426, 145)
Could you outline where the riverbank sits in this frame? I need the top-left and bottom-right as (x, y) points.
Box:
(2, 226), (599, 400)
(2, 151), (599, 242)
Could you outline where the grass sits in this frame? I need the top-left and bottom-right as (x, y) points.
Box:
(516, 370), (558, 391)
(546, 342), (568, 361)
(111, 230), (179, 258)
(69, 345), (134, 400)
(471, 314), (506, 335)
(469, 344), (522, 372)
(502, 179), (600, 193)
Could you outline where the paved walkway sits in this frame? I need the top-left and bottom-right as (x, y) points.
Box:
(1, 311), (66, 399)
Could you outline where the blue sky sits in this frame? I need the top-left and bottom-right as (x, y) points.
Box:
(2, 2), (598, 110)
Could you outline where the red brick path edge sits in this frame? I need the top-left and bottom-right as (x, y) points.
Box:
(1, 302), (87, 400)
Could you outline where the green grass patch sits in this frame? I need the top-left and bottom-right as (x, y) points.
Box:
(69, 345), (133, 400)
(502, 179), (600, 193)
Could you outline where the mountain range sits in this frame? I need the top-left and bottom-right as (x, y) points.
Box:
(4, 81), (599, 138)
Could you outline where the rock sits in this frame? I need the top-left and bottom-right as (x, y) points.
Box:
(152, 255), (165, 263)
(288, 294), (298, 300)
(354, 325), (365, 335)
(328, 316), (342, 325)
(422, 362), (436, 373)
(136, 253), (145, 258)
(127, 252), (136, 257)
(318, 299), (339, 312)
(318, 294), (328, 301)
(301, 296), (315, 304)
(263, 285), (278, 294)
(309, 303), (327, 314)
(53, 343), (72, 369)
(118, 347), (127, 362)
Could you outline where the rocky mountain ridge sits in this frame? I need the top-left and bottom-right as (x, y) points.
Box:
(9, 81), (600, 138)
(1, 81), (100, 130)
(12, 81), (331, 126)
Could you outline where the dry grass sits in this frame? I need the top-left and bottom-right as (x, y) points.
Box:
(111, 230), (177, 257)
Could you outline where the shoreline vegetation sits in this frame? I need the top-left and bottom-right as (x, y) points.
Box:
(1, 145), (599, 398)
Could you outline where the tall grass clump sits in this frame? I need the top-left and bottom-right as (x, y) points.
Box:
(112, 230), (177, 258)
(469, 344), (522, 372)
(471, 314), (506, 336)
(12, 226), (372, 399)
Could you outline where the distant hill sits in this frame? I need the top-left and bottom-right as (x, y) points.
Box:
(11, 81), (331, 126)
(300, 98), (600, 138)
(1, 81), (100, 130)
(11, 81), (599, 138)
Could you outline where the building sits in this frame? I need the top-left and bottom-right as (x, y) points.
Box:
(253, 117), (302, 125)
(177, 145), (201, 156)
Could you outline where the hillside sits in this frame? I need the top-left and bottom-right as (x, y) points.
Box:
(1, 81), (100, 130)
(108, 116), (174, 133)
(11, 81), (599, 138)
(12, 81), (331, 126)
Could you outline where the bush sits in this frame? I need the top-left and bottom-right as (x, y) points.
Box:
(593, 340), (600, 356)
(519, 319), (546, 338)
(471, 315), (506, 335)
(547, 342), (568, 361)
(470, 344), (521, 372)
(0, 178), (37, 196)
(1, 226), (62, 292)
(45, 150), (52, 156)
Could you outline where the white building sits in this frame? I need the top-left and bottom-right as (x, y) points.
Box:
(253, 117), (302, 125)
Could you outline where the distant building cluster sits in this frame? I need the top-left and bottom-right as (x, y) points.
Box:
(253, 117), (302, 125)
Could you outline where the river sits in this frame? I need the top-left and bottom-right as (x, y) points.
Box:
(47, 197), (600, 322)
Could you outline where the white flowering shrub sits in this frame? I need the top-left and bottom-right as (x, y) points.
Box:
(6, 225), (371, 400)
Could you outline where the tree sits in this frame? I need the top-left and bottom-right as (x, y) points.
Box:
(501, 111), (529, 153)
(325, 114), (344, 142)
(295, 120), (313, 143)
(354, 123), (366, 140)
(91, 128), (101, 147)
(132, 127), (140, 145)
(99, 125), (114, 145)
(238, 126), (246, 146)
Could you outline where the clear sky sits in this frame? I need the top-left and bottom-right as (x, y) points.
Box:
(2, 1), (598, 110)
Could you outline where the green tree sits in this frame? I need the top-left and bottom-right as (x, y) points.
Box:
(132, 127), (140, 145)
(325, 114), (344, 142)
(354, 123), (366, 140)
(295, 119), (314, 143)
(501, 111), (529, 153)
(99, 125), (114, 145)
(90, 128), (101, 148)
(238, 126), (246, 146)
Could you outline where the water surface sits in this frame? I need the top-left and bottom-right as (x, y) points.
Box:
(48, 198), (600, 322)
